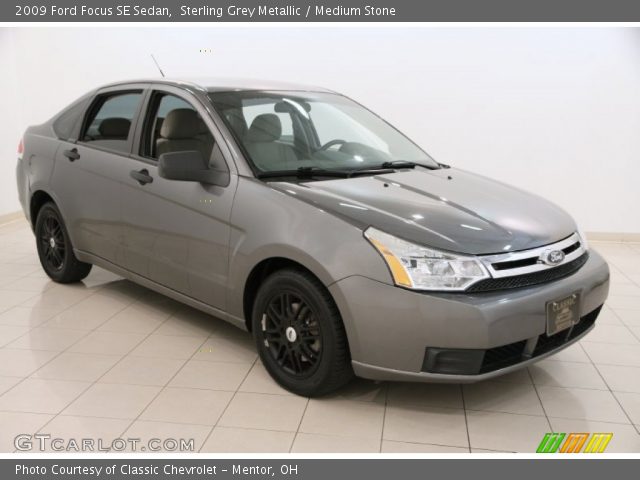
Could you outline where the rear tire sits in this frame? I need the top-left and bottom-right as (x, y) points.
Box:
(35, 202), (92, 283)
(252, 268), (353, 397)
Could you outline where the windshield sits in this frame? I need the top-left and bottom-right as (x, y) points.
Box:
(208, 90), (439, 175)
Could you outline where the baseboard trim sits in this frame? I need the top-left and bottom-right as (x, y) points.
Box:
(587, 231), (640, 243)
(0, 211), (22, 225)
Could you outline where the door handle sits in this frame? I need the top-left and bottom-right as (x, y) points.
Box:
(130, 169), (153, 186)
(63, 148), (80, 161)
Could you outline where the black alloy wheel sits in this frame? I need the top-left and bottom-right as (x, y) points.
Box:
(39, 212), (66, 272)
(261, 291), (323, 377)
(252, 268), (353, 397)
(35, 202), (92, 283)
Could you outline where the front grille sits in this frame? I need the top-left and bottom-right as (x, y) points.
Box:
(533, 306), (600, 357)
(563, 242), (581, 256)
(467, 252), (589, 293)
(492, 240), (581, 271)
(493, 257), (538, 271)
(476, 305), (601, 374)
(421, 305), (601, 375)
(479, 340), (527, 374)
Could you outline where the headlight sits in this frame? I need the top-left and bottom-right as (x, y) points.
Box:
(364, 227), (490, 291)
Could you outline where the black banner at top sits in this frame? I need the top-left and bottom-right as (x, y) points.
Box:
(4, 0), (640, 22)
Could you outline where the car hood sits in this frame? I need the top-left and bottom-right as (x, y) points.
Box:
(270, 167), (577, 255)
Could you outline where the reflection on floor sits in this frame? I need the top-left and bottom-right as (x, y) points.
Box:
(0, 218), (639, 453)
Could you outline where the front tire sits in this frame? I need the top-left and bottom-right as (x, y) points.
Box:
(35, 202), (92, 283)
(252, 268), (353, 397)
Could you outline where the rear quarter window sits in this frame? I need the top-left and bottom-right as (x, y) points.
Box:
(52, 100), (86, 141)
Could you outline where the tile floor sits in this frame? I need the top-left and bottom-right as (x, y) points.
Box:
(0, 218), (639, 453)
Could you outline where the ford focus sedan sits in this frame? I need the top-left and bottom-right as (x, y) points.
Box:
(16, 78), (610, 396)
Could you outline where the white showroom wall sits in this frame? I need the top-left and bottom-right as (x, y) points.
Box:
(0, 29), (22, 218)
(0, 27), (638, 233)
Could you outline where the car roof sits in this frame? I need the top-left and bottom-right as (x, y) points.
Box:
(101, 77), (335, 94)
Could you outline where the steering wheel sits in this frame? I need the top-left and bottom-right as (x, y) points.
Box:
(319, 139), (347, 151)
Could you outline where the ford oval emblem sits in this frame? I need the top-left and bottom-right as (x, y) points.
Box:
(540, 249), (565, 266)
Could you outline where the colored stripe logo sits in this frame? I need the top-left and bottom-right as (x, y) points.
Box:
(584, 433), (614, 453)
(537, 433), (613, 453)
(537, 433), (565, 453)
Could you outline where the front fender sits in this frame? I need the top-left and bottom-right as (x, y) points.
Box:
(225, 177), (392, 320)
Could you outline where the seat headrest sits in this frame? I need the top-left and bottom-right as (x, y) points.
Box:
(98, 118), (131, 138)
(161, 109), (200, 140)
(225, 110), (248, 139)
(197, 118), (209, 135)
(246, 114), (282, 142)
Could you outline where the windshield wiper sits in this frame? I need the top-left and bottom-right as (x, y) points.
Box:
(343, 160), (438, 177)
(379, 160), (440, 170)
(256, 161), (444, 180)
(256, 166), (351, 180)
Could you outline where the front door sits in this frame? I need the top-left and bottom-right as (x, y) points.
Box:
(120, 88), (236, 311)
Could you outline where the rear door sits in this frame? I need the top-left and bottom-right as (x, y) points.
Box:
(120, 85), (237, 311)
(50, 85), (147, 263)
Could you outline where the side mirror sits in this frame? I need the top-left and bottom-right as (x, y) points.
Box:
(158, 151), (229, 187)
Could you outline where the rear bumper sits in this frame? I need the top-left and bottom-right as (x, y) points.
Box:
(329, 249), (610, 382)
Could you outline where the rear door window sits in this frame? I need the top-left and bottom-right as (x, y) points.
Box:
(80, 91), (143, 153)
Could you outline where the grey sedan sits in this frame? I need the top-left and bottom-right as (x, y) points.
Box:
(16, 78), (609, 395)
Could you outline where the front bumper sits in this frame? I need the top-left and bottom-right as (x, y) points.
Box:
(329, 250), (610, 383)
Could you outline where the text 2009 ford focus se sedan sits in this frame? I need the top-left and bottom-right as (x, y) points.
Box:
(16, 78), (609, 396)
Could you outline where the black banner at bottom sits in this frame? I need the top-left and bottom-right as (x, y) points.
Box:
(4, 459), (638, 480)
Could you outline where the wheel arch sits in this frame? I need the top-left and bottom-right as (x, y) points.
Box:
(28, 188), (79, 249)
(242, 256), (335, 333)
(29, 190), (56, 228)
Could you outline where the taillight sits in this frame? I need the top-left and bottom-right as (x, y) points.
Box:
(17, 138), (24, 159)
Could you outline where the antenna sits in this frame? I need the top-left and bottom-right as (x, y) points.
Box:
(150, 54), (165, 78)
